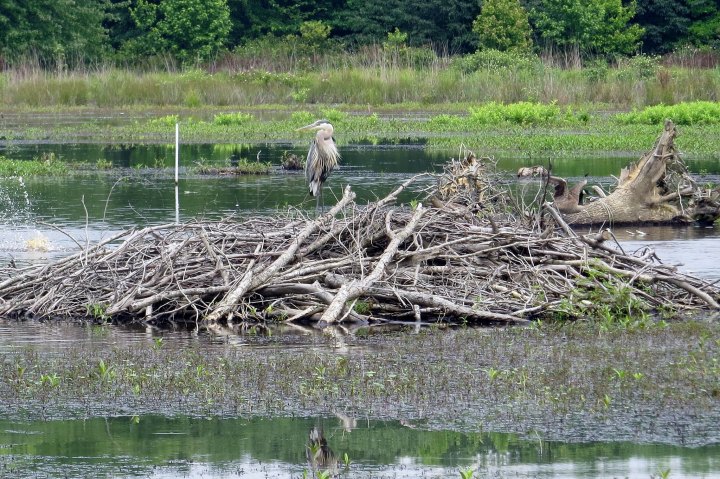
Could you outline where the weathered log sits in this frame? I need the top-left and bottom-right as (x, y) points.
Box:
(520, 120), (720, 226)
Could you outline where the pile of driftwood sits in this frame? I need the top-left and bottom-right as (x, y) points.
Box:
(0, 157), (718, 326)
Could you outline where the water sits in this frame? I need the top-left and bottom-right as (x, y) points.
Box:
(1, 415), (718, 479)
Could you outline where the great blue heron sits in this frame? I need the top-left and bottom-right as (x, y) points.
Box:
(297, 119), (340, 211)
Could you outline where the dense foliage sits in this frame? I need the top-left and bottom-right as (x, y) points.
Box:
(0, 0), (718, 67)
(473, 0), (533, 53)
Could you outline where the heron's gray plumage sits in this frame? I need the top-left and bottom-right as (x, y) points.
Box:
(298, 120), (340, 203)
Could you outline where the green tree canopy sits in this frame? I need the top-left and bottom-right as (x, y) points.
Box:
(334, 0), (480, 53)
(473, 0), (533, 52)
(0, 0), (109, 64)
(635, 0), (690, 53)
(227, 0), (344, 47)
(121, 0), (231, 63)
(532, 0), (644, 59)
(687, 0), (720, 49)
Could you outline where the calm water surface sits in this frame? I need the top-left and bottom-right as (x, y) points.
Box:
(1, 415), (719, 479)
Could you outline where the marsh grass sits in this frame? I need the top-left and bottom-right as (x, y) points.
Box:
(1, 52), (719, 108)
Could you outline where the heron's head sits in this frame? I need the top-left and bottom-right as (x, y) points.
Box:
(296, 119), (332, 132)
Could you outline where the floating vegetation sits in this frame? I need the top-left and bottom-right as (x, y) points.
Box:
(0, 153), (68, 176)
(190, 156), (272, 175)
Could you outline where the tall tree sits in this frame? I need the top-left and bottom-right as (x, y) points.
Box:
(121, 0), (231, 63)
(473, 0), (533, 52)
(226, 0), (345, 47)
(634, 0), (691, 53)
(334, 0), (480, 53)
(532, 0), (643, 59)
(687, 0), (720, 49)
(0, 0), (109, 64)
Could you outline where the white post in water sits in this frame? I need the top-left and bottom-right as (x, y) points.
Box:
(174, 123), (179, 184)
(175, 122), (180, 224)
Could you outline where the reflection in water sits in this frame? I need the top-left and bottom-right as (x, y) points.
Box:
(610, 225), (720, 281)
(0, 415), (718, 479)
(306, 426), (339, 477)
(0, 317), (428, 356)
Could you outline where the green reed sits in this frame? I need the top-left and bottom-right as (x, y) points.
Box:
(1, 55), (719, 108)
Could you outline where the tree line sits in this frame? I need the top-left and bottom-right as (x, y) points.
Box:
(0, 0), (718, 68)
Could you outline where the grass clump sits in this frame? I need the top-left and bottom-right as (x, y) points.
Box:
(0, 153), (68, 176)
(451, 49), (541, 74)
(213, 112), (254, 126)
(616, 101), (720, 125)
(468, 101), (586, 126)
(191, 156), (272, 175)
(554, 262), (657, 329)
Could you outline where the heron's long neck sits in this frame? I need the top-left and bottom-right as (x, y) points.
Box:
(317, 124), (333, 140)
(315, 127), (340, 163)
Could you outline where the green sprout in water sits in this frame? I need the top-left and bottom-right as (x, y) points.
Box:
(87, 302), (109, 322)
(459, 467), (475, 479)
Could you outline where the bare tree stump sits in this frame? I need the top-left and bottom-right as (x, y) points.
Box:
(521, 120), (720, 226)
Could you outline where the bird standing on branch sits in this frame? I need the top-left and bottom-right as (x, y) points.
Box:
(297, 119), (340, 211)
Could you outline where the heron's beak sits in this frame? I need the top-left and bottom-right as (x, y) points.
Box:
(296, 121), (320, 131)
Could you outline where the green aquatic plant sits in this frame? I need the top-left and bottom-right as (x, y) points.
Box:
(468, 101), (580, 126)
(96, 359), (115, 382)
(353, 300), (371, 315)
(616, 101), (720, 126)
(148, 115), (180, 127)
(654, 467), (671, 479)
(459, 467), (475, 479)
(39, 373), (61, 388)
(0, 154), (68, 176)
(95, 158), (112, 170)
(213, 112), (254, 125)
(553, 262), (657, 327)
(87, 302), (109, 321)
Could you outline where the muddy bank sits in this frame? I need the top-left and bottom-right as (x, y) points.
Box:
(1, 320), (718, 446)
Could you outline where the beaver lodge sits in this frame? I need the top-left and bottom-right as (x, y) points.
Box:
(0, 121), (718, 327)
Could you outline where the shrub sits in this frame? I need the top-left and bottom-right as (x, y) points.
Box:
(469, 101), (566, 125)
(615, 101), (720, 125)
(213, 112), (254, 126)
(452, 49), (540, 74)
(613, 54), (661, 81)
